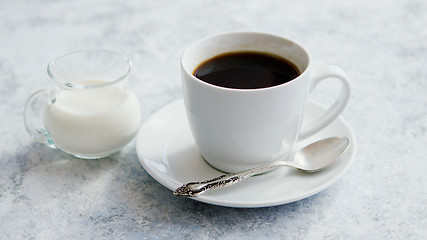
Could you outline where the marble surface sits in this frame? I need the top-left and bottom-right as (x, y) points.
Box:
(1, 0), (426, 239)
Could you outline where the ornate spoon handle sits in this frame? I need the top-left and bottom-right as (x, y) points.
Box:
(174, 161), (293, 197)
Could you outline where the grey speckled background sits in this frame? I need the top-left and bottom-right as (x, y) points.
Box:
(1, 0), (426, 239)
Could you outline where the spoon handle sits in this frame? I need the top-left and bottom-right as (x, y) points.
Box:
(174, 161), (292, 197)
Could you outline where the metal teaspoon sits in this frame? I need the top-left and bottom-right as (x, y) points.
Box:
(174, 136), (350, 197)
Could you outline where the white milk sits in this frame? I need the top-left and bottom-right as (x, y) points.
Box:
(44, 80), (141, 158)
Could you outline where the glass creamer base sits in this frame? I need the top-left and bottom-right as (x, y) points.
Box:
(64, 150), (119, 159)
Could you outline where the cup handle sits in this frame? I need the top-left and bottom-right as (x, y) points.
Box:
(299, 65), (351, 139)
(24, 89), (56, 148)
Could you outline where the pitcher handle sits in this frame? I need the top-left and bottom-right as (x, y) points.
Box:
(24, 89), (56, 148)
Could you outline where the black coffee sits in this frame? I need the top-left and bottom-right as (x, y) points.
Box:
(193, 51), (300, 89)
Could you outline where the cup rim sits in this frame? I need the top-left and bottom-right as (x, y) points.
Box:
(181, 31), (312, 92)
(47, 49), (132, 89)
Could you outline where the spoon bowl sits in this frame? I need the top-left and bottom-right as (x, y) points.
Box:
(294, 137), (350, 172)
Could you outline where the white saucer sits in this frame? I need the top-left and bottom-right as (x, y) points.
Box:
(136, 99), (356, 208)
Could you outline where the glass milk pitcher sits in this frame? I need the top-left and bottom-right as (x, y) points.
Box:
(24, 50), (141, 159)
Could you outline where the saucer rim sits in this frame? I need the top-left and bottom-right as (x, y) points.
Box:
(136, 99), (357, 208)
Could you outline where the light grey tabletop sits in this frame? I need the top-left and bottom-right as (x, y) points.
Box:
(1, 0), (426, 239)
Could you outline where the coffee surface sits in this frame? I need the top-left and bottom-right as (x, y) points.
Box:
(193, 52), (300, 89)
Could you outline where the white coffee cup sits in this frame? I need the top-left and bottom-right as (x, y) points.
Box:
(181, 32), (350, 173)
